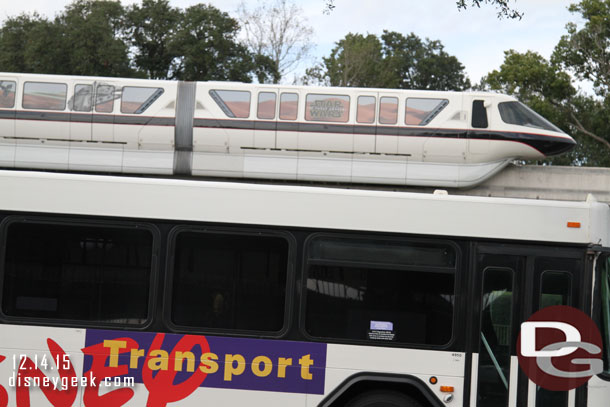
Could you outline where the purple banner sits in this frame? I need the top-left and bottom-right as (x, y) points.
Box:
(83, 329), (327, 395)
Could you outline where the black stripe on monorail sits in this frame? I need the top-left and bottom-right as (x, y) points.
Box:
(0, 109), (575, 156)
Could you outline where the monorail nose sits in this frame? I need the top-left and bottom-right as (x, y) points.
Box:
(536, 134), (577, 157)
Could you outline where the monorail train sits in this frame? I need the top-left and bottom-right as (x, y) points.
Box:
(0, 72), (575, 187)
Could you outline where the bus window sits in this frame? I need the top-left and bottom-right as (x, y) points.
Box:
(405, 98), (448, 126)
(96, 85), (115, 113)
(305, 94), (350, 122)
(304, 236), (456, 345)
(379, 97), (398, 124)
(121, 86), (164, 114)
(0, 81), (16, 108)
(209, 89), (251, 118)
(1, 220), (153, 325)
(356, 96), (375, 123)
(170, 230), (289, 333)
(23, 82), (67, 111)
(279, 92), (298, 120)
(257, 92), (277, 120)
(73, 84), (93, 112)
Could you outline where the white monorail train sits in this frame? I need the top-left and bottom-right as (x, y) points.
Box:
(0, 72), (575, 187)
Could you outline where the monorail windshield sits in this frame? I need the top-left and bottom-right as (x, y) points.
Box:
(498, 101), (562, 132)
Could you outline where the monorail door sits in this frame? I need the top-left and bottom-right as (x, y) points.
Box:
(69, 80), (93, 141)
(469, 244), (584, 407)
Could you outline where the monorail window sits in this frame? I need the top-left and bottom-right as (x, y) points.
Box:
(23, 82), (67, 111)
(1, 220), (153, 325)
(304, 235), (456, 345)
(257, 92), (277, 119)
(472, 100), (488, 128)
(379, 97), (398, 124)
(73, 84), (93, 112)
(357, 96), (375, 123)
(121, 86), (164, 114)
(405, 98), (448, 126)
(305, 94), (350, 123)
(95, 85), (115, 113)
(0, 81), (16, 108)
(498, 101), (561, 132)
(209, 90), (251, 118)
(279, 92), (298, 120)
(170, 230), (289, 333)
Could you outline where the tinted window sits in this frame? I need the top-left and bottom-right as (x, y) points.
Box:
(405, 98), (448, 125)
(472, 100), (488, 128)
(23, 82), (67, 111)
(357, 96), (375, 123)
(279, 93), (298, 120)
(257, 92), (276, 119)
(379, 97), (398, 124)
(305, 94), (350, 122)
(1, 221), (153, 325)
(171, 231), (289, 332)
(601, 255), (610, 374)
(0, 81), (16, 108)
(121, 86), (164, 114)
(305, 236), (456, 345)
(73, 84), (92, 112)
(210, 90), (251, 118)
(96, 85), (115, 113)
(498, 101), (561, 132)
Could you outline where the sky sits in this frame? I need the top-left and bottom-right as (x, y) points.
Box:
(0, 0), (580, 87)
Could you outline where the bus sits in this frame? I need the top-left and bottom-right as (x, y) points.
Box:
(0, 169), (608, 406)
(0, 72), (575, 188)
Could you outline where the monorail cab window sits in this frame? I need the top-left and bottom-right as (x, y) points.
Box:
(0, 81), (16, 108)
(498, 101), (562, 132)
(209, 89), (251, 118)
(23, 82), (67, 111)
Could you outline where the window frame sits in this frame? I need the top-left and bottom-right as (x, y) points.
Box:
(0, 215), (160, 330)
(22, 81), (68, 111)
(299, 232), (461, 349)
(379, 96), (398, 125)
(164, 225), (296, 338)
(356, 95), (376, 124)
(257, 91), (277, 120)
(279, 92), (299, 121)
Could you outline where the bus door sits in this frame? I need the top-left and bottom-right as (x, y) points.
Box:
(470, 244), (584, 407)
(0, 76), (17, 167)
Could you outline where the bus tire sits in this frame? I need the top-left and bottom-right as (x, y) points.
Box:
(345, 390), (424, 407)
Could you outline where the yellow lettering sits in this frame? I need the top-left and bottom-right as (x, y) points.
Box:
(130, 348), (145, 369)
(251, 356), (272, 377)
(174, 351), (196, 372)
(147, 350), (169, 371)
(103, 340), (127, 368)
(224, 354), (245, 381)
(199, 352), (219, 374)
(299, 354), (314, 380)
(277, 357), (292, 378)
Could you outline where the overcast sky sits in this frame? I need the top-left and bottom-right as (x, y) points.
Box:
(0, 0), (579, 86)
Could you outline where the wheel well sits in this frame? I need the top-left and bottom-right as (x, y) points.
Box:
(321, 374), (442, 407)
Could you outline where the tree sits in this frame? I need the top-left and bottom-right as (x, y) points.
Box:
(125, 0), (181, 79)
(237, 0), (313, 83)
(304, 31), (470, 91)
(0, 14), (46, 73)
(480, 50), (610, 166)
(323, 0), (522, 18)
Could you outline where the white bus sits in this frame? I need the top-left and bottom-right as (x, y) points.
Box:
(0, 169), (608, 407)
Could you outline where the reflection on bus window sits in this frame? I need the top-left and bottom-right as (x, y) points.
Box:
(405, 98), (448, 126)
(171, 231), (288, 332)
(23, 82), (67, 111)
(305, 94), (350, 123)
(210, 89), (251, 118)
(73, 84), (93, 112)
(379, 97), (398, 124)
(96, 85), (115, 113)
(0, 81), (16, 108)
(257, 92), (276, 120)
(305, 236), (456, 345)
(357, 96), (375, 123)
(1, 220), (153, 325)
(279, 92), (298, 120)
(121, 86), (164, 114)
(498, 101), (561, 132)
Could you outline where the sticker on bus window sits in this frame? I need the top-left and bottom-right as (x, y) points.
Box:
(368, 320), (396, 341)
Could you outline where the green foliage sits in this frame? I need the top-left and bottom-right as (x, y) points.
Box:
(455, 0), (523, 19)
(306, 31), (470, 90)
